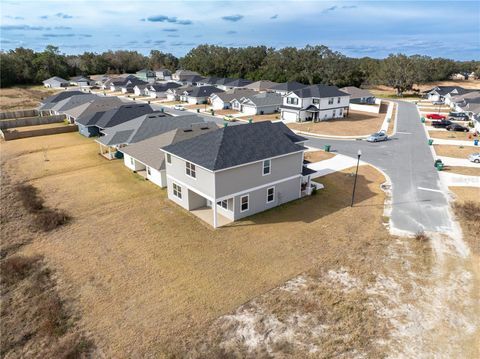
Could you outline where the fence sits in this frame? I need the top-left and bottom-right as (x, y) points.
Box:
(0, 109), (39, 120)
(1, 125), (78, 141)
(0, 115), (66, 130)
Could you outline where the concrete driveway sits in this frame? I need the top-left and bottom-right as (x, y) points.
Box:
(305, 101), (455, 236)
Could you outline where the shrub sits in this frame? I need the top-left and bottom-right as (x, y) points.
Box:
(454, 201), (480, 222)
(16, 184), (44, 212)
(414, 231), (429, 242)
(0, 255), (41, 287)
(34, 208), (70, 232)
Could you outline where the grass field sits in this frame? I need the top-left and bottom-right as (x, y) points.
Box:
(428, 131), (476, 141)
(443, 166), (480, 177)
(449, 187), (480, 255)
(287, 104), (388, 137)
(433, 145), (479, 159)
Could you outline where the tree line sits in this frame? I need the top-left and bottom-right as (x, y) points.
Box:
(1, 44), (479, 94)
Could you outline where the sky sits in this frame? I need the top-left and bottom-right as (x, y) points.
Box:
(0, 0), (479, 60)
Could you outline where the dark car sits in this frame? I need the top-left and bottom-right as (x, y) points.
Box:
(448, 112), (470, 121)
(446, 123), (469, 132)
(431, 119), (452, 128)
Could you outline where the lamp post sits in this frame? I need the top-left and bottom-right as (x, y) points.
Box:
(351, 149), (362, 207)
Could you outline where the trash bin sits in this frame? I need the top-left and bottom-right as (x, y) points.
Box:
(421, 117), (425, 123)
(160, 108), (164, 113)
(434, 159), (442, 168)
(474, 139), (479, 146)
(248, 118), (253, 124)
(197, 108), (200, 113)
(428, 139), (434, 145)
(324, 144), (331, 152)
(436, 163), (444, 171)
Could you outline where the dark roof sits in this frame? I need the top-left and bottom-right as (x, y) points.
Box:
(424, 86), (476, 96)
(163, 121), (305, 171)
(270, 81), (307, 92)
(149, 82), (181, 92)
(201, 77), (220, 84)
(182, 75), (205, 83)
(215, 77), (237, 85)
(97, 114), (207, 146)
(303, 105), (320, 112)
(225, 79), (253, 87)
(340, 86), (374, 99)
(121, 122), (218, 170)
(188, 86), (224, 97)
(39, 90), (85, 106)
(292, 84), (350, 98)
(302, 167), (316, 176)
(77, 104), (154, 128)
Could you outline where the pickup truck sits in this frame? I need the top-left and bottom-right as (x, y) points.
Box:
(431, 119), (453, 128)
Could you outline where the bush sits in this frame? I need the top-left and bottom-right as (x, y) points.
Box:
(0, 255), (41, 287)
(16, 184), (44, 212)
(414, 231), (429, 242)
(454, 201), (480, 222)
(34, 208), (70, 232)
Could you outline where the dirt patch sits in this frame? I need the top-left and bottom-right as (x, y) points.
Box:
(428, 131), (477, 141)
(0, 86), (61, 111)
(215, 109), (240, 116)
(433, 145), (478, 159)
(304, 150), (335, 163)
(449, 187), (480, 255)
(288, 104), (387, 137)
(443, 166), (480, 176)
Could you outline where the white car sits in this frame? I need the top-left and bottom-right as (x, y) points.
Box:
(366, 130), (388, 142)
(174, 104), (185, 111)
(468, 152), (480, 164)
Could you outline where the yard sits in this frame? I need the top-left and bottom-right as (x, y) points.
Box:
(433, 144), (479, 158)
(238, 113), (282, 122)
(443, 166), (480, 177)
(0, 86), (61, 111)
(304, 150), (336, 163)
(287, 104), (388, 137)
(429, 131), (477, 141)
(0, 131), (399, 357)
(8, 122), (70, 133)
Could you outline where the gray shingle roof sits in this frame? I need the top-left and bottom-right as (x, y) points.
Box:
(293, 85), (350, 98)
(121, 122), (218, 170)
(340, 86), (374, 99)
(97, 113), (207, 146)
(38, 90), (85, 109)
(188, 86), (224, 98)
(50, 94), (98, 113)
(43, 76), (69, 84)
(212, 89), (257, 102)
(242, 80), (280, 91)
(149, 82), (181, 92)
(225, 79), (253, 87)
(77, 103), (154, 128)
(242, 92), (282, 107)
(424, 86), (476, 96)
(63, 97), (123, 119)
(270, 81), (307, 92)
(162, 121), (306, 171)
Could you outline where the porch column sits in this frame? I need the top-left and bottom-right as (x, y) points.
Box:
(213, 200), (218, 229)
(99, 143), (103, 155)
(108, 147), (112, 159)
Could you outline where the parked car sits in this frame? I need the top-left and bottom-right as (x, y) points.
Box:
(426, 113), (446, 120)
(367, 130), (388, 142)
(448, 112), (470, 121)
(468, 153), (480, 163)
(446, 123), (469, 132)
(432, 101), (444, 105)
(173, 104), (185, 111)
(431, 119), (453, 128)
(223, 115), (236, 122)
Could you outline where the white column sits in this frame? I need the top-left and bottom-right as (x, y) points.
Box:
(213, 200), (218, 229)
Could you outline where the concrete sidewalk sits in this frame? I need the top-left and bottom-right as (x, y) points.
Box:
(430, 138), (480, 147)
(307, 153), (364, 178)
(436, 156), (480, 168)
(439, 172), (480, 187)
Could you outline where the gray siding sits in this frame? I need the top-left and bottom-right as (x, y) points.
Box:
(215, 152), (303, 199)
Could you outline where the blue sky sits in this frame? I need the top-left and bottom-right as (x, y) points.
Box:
(1, 0), (479, 60)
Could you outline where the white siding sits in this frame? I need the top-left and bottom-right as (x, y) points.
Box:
(146, 167), (166, 187)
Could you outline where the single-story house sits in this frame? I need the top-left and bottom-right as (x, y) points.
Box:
(242, 80), (280, 92)
(210, 89), (256, 110)
(75, 103), (154, 137)
(270, 81), (307, 96)
(220, 79), (253, 91)
(161, 121), (314, 228)
(43, 76), (69, 88)
(70, 76), (93, 87)
(340, 86), (376, 104)
(49, 94), (98, 117)
(121, 122), (218, 187)
(135, 69), (157, 83)
(166, 85), (194, 101)
(280, 84), (350, 122)
(423, 86), (474, 102)
(134, 84), (149, 96)
(172, 70), (201, 81)
(145, 82), (181, 98)
(232, 92), (283, 115)
(61, 97), (123, 123)
(182, 86), (225, 104)
(37, 90), (86, 114)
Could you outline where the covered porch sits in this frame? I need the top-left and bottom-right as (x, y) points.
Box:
(301, 166), (318, 197)
(98, 142), (120, 160)
(191, 206), (233, 228)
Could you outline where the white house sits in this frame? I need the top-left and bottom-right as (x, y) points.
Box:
(133, 84), (149, 96)
(234, 92), (283, 115)
(280, 85), (350, 123)
(43, 76), (69, 88)
(145, 82), (182, 98)
(154, 68), (172, 81)
(210, 89), (256, 110)
(182, 86), (224, 105)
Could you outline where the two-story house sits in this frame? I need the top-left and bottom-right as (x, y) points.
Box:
(280, 85), (350, 123)
(161, 121), (314, 228)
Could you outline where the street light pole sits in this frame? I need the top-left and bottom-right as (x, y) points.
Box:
(351, 149), (362, 207)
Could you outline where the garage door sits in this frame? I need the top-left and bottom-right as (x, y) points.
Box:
(282, 111), (297, 123)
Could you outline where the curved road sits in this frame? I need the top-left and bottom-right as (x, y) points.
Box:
(305, 101), (454, 235)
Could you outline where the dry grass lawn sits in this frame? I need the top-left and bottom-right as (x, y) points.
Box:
(288, 104), (387, 137)
(304, 150), (336, 163)
(215, 109), (240, 116)
(185, 104), (209, 110)
(10, 122), (70, 132)
(0, 86), (61, 111)
(1, 132), (400, 357)
(433, 145), (479, 159)
(368, 80), (480, 98)
(162, 100), (183, 105)
(443, 166), (480, 177)
(449, 187), (480, 255)
(238, 113), (281, 122)
(428, 131), (476, 141)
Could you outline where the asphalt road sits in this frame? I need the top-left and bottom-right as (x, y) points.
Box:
(305, 101), (455, 235)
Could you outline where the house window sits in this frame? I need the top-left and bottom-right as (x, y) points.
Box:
(337, 97), (341, 104)
(240, 195), (249, 212)
(339, 109), (343, 117)
(217, 199), (229, 210)
(333, 109), (336, 117)
(147, 167), (151, 175)
(312, 98), (320, 104)
(286, 97), (299, 105)
(328, 98), (334, 105)
(173, 183), (182, 199)
(186, 162), (196, 178)
(166, 153), (171, 164)
(130, 157), (134, 165)
(263, 159), (271, 175)
(267, 187), (275, 203)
